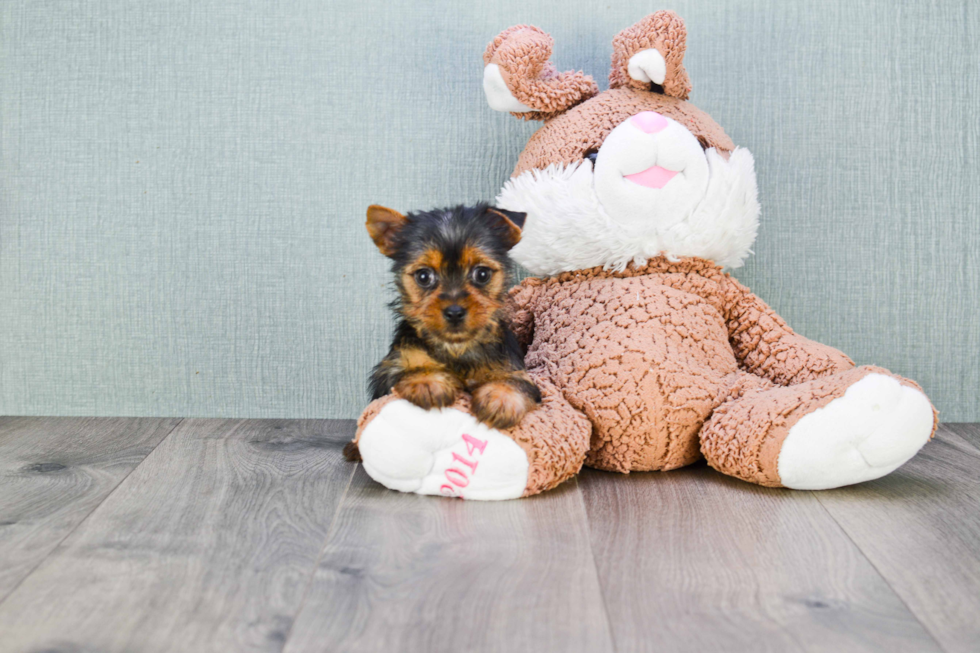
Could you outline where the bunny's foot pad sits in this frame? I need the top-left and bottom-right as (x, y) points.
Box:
(778, 373), (934, 490)
(358, 399), (529, 500)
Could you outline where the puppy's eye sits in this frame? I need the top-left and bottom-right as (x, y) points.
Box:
(414, 268), (436, 289)
(471, 266), (493, 286)
(584, 150), (598, 165)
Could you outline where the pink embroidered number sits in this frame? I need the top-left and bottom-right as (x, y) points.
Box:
(452, 451), (478, 473)
(440, 433), (488, 499)
(444, 468), (470, 487)
(462, 433), (487, 456)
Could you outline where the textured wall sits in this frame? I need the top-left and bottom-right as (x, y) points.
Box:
(2, 0), (978, 419)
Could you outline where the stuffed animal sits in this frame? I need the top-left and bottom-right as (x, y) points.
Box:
(351, 11), (936, 500)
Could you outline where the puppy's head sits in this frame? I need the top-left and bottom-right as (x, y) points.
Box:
(366, 204), (525, 348)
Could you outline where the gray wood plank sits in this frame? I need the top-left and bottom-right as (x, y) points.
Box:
(283, 471), (615, 653)
(0, 418), (355, 653)
(0, 416), (180, 602)
(580, 464), (942, 653)
(815, 426), (980, 653)
(941, 423), (980, 452)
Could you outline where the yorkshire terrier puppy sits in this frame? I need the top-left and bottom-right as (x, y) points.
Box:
(363, 203), (541, 434)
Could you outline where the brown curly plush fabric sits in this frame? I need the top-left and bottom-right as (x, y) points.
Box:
(609, 9), (692, 99)
(511, 88), (733, 177)
(483, 15), (732, 174)
(509, 373), (593, 495)
(483, 25), (598, 121)
(699, 366), (934, 486)
(502, 257), (931, 486)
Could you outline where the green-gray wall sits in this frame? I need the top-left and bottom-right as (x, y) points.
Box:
(2, 0), (978, 419)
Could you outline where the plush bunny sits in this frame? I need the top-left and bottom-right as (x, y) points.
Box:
(352, 11), (936, 500)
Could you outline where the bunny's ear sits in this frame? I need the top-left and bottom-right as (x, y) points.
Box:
(609, 10), (692, 100)
(483, 25), (598, 121)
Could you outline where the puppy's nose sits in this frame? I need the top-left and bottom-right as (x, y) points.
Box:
(631, 111), (669, 134)
(442, 305), (466, 324)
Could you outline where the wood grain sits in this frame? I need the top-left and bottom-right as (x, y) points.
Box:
(580, 464), (942, 653)
(0, 416), (180, 602)
(283, 470), (615, 653)
(815, 426), (980, 653)
(941, 423), (980, 451)
(0, 419), (355, 653)
(2, 419), (977, 652)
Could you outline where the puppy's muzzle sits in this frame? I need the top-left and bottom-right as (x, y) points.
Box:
(442, 304), (467, 326)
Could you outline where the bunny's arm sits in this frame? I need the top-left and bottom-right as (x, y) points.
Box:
(507, 277), (543, 352)
(722, 275), (854, 386)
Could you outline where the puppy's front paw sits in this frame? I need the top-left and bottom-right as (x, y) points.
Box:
(473, 381), (537, 430)
(396, 373), (459, 410)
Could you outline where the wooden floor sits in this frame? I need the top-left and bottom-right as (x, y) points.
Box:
(0, 419), (977, 653)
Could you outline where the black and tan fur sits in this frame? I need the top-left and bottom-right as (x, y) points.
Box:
(363, 204), (540, 437)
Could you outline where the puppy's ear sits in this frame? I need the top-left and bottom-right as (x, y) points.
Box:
(487, 207), (526, 249)
(366, 205), (407, 257)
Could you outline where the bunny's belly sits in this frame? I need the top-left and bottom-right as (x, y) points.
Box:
(525, 273), (739, 473)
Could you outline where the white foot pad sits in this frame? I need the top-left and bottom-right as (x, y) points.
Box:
(778, 373), (934, 490)
(358, 400), (529, 500)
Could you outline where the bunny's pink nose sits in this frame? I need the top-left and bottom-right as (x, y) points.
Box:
(631, 111), (669, 134)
